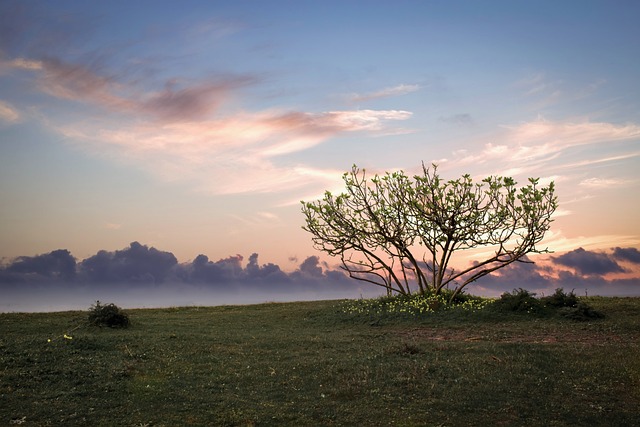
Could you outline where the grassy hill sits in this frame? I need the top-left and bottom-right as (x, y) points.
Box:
(1, 297), (639, 426)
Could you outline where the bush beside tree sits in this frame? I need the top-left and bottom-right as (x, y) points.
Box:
(492, 288), (604, 320)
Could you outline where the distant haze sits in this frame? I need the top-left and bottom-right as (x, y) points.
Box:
(2, 242), (639, 312)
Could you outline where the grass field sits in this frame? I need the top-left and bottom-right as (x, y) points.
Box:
(1, 297), (639, 426)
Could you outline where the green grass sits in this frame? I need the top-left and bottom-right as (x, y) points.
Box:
(1, 297), (639, 426)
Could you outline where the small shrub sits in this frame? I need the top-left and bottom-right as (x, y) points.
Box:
(492, 288), (544, 314)
(541, 288), (578, 308)
(559, 302), (605, 321)
(88, 301), (130, 328)
(492, 288), (604, 320)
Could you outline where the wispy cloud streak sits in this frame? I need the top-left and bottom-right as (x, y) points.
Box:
(0, 100), (20, 123)
(347, 84), (420, 103)
(452, 117), (640, 176)
(56, 108), (412, 195)
(4, 49), (412, 197)
(8, 55), (255, 123)
(579, 177), (636, 188)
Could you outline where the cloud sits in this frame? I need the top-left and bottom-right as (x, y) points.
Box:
(0, 2), (253, 124)
(552, 247), (626, 276)
(0, 5), (414, 199)
(561, 152), (640, 169)
(324, 109), (412, 132)
(505, 118), (639, 149)
(78, 241), (178, 284)
(517, 73), (550, 96)
(530, 230), (640, 256)
(140, 77), (254, 122)
(449, 117), (640, 182)
(2, 244), (640, 301)
(3, 43), (412, 197)
(439, 113), (473, 126)
(19, 57), (136, 119)
(516, 73), (563, 105)
(177, 252), (354, 291)
(245, 253), (289, 283)
(21, 55), (255, 124)
(8, 34), (411, 128)
(297, 255), (324, 278)
(612, 247), (640, 264)
(7, 57), (43, 70)
(515, 72), (610, 109)
(183, 253), (246, 284)
(497, 118), (640, 163)
(348, 84), (420, 103)
(0, 100), (20, 123)
(468, 248), (640, 297)
(0, 245), (376, 312)
(579, 177), (636, 188)
(467, 258), (553, 295)
(55, 108), (411, 196)
(3, 21), (411, 198)
(0, 243), (357, 290)
(245, 109), (412, 157)
(1, 249), (76, 283)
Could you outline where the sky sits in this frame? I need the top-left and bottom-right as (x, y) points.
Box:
(1, 1), (640, 310)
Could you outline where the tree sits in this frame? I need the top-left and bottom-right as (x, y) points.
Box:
(301, 163), (558, 300)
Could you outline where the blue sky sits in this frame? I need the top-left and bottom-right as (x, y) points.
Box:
(1, 1), (640, 307)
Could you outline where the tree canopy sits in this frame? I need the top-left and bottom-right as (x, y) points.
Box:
(301, 163), (558, 300)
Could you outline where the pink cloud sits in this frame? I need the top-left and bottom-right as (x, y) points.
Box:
(0, 100), (20, 123)
(38, 57), (129, 108)
(451, 117), (640, 179)
(16, 55), (254, 123)
(5, 51), (415, 197)
(141, 77), (254, 121)
(55, 108), (412, 196)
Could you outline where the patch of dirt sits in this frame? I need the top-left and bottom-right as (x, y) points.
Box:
(393, 326), (624, 345)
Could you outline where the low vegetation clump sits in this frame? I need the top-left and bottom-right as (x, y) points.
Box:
(491, 288), (604, 320)
(557, 301), (606, 320)
(87, 300), (130, 328)
(542, 287), (579, 308)
(342, 288), (604, 322)
(490, 288), (544, 314)
(342, 290), (492, 319)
